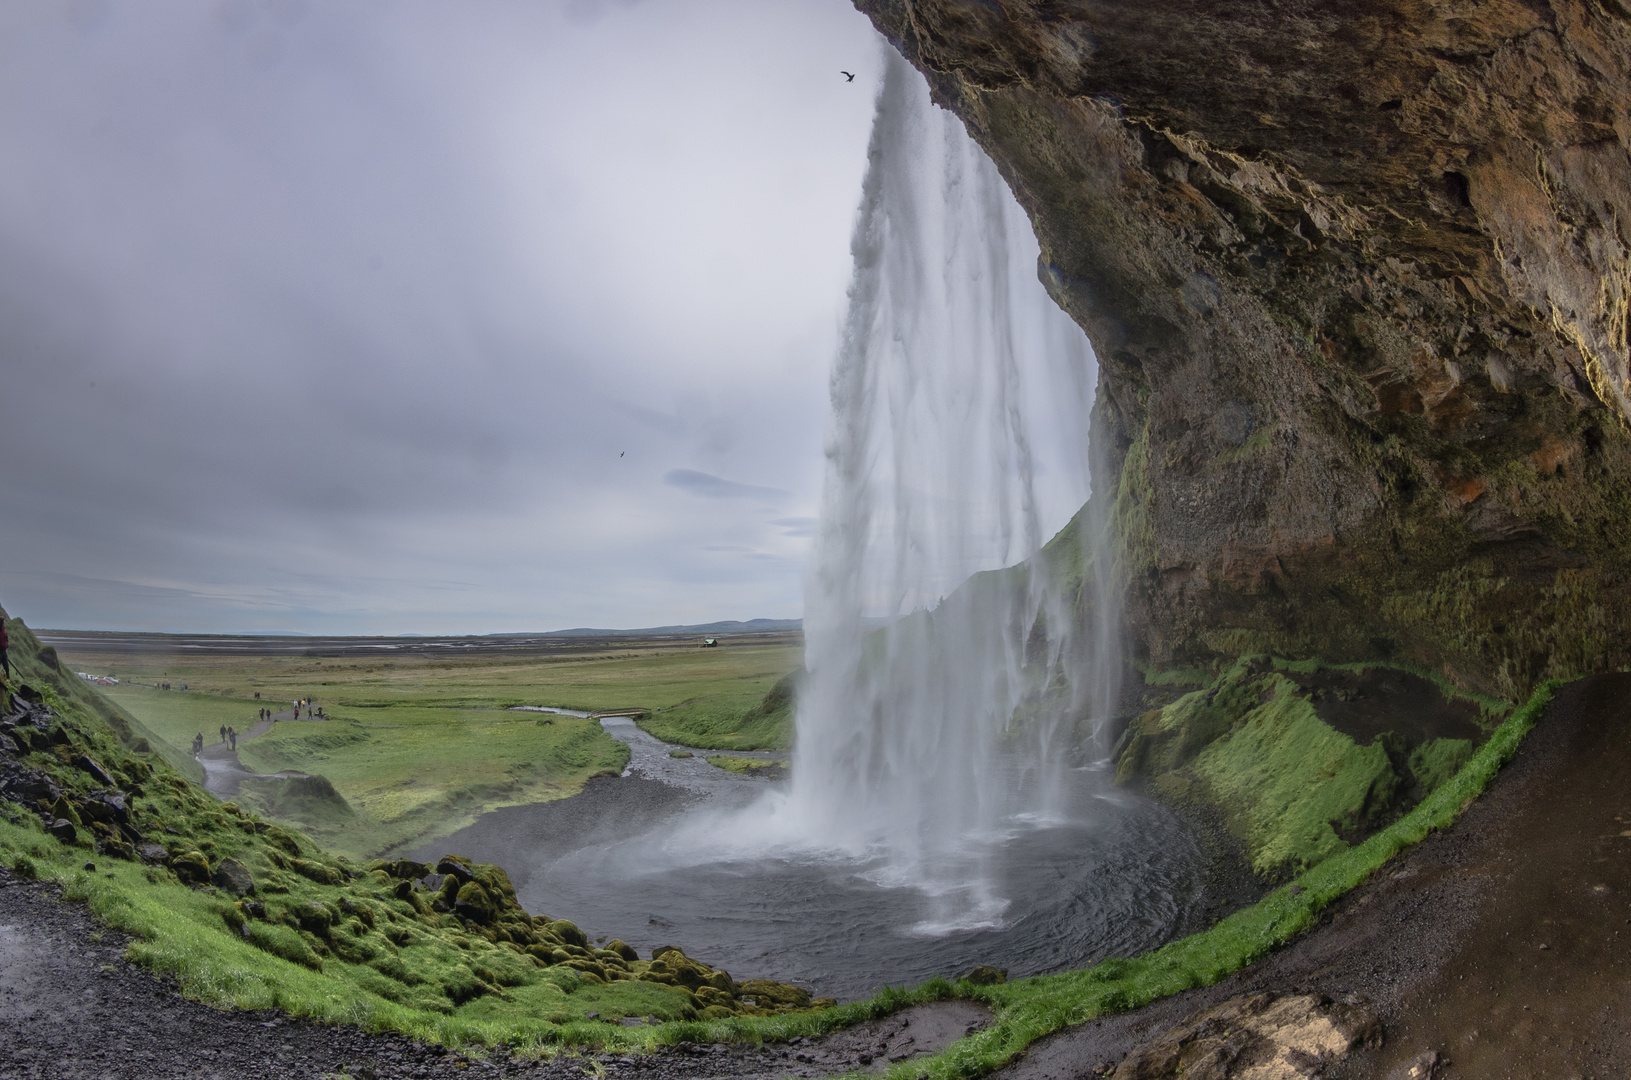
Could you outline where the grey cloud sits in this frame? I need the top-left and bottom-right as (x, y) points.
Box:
(0, 0), (878, 633)
(663, 470), (788, 502)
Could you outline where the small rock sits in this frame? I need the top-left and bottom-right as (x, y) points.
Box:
(1388, 1051), (1438, 1080)
(138, 843), (169, 864)
(83, 862), (95, 872)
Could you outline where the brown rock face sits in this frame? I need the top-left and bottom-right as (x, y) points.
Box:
(855, 0), (1631, 698)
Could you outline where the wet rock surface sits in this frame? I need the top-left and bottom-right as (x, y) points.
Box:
(998, 672), (1631, 1079)
(0, 866), (988, 1079)
(1109, 993), (1381, 1080)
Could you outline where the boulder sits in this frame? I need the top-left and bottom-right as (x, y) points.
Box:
(473, 863), (518, 907)
(169, 849), (212, 885)
(261, 825), (301, 856)
(213, 858), (256, 897)
(47, 818), (79, 844)
(288, 857), (342, 885)
(1108, 994), (1381, 1079)
(137, 843), (169, 864)
(50, 796), (82, 826)
(98, 836), (134, 861)
(435, 855), (475, 884)
(549, 919), (588, 947)
(607, 939), (639, 962)
(77, 792), (128, 825)
(454, 881), (496, 924)
(295, 901), (334, 934)
(736, 979), (813, 1010)
(72, 754), (114, 786)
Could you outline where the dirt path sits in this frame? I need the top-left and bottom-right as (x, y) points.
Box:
(998, 672), (1631, 1079)
(195, 709), (311, 798)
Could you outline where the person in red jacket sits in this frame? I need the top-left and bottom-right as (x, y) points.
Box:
(0, 621), (10, 713)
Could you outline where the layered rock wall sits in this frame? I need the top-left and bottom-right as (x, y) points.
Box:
(857, 0), (1631, 698)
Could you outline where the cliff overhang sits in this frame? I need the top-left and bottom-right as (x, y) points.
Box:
(857, 0), (1631, 699)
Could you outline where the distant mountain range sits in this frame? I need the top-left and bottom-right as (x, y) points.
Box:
(498, 618), (802, 638)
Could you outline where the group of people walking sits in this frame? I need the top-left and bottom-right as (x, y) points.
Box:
(188, 698), (324, 759)
(192, 725), (238, 756)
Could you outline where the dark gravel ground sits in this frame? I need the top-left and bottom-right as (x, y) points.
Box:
(0, 864), (985, 1080)
(996, 672), (1631, 1080)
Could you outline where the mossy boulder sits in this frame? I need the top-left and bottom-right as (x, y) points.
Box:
(548, 919), (587, 948)
(453, 881), (496, 924)
(260, 825), (301, 856)
(169, 848), (211, 885)
(50, 796), (81, 827)
(435, 855), (475, 884)
(288, 857), (343, 885)
(213, 857), (255, 897)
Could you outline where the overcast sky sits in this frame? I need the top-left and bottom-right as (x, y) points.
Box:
(0, 0), (901, 634)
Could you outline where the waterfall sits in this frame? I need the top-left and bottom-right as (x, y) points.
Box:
(785, 49), (1119, 930)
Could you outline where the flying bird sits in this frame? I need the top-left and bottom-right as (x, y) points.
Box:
(841, 71), (855, 82)
(620, 451), (625, 457)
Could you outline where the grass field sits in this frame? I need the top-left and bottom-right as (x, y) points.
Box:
(55, 638), (802, 858)
(236, 709), (627, 858)
(58, 638), (802, 713)
(639, 668), (799, 751)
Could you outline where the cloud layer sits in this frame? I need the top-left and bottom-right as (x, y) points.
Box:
(0, 0), (884, 633)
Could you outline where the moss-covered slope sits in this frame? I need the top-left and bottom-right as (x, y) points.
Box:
(1114, 658), (1505, 878)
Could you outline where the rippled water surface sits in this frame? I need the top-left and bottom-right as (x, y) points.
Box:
(504, 720), (1210, 1001)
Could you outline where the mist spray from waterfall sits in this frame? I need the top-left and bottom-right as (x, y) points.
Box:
(785, 49), (1120, 931)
